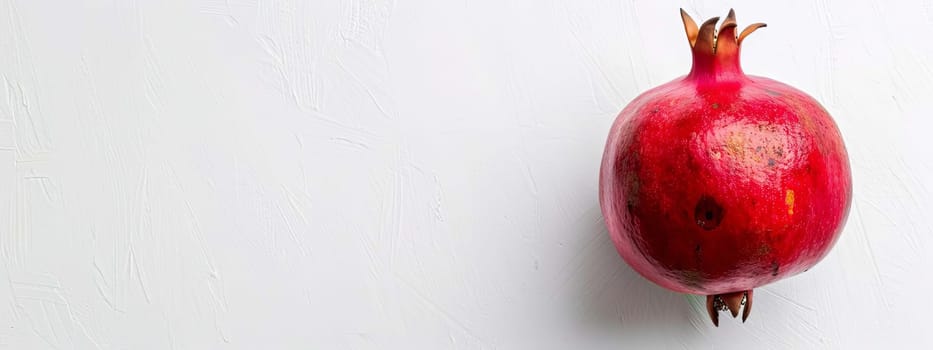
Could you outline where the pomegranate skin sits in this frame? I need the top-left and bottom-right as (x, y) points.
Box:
(598, 11), (852, 297)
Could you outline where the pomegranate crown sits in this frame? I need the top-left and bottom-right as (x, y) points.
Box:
(680, 9), (767, 82)
(680, 8), (767, 55)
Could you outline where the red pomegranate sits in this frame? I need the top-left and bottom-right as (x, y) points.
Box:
(598, 9), (852, 326)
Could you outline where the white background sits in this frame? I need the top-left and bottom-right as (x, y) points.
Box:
(1, 0), (931, 348)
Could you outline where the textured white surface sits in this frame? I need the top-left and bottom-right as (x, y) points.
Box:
(1, 0), (931, 348)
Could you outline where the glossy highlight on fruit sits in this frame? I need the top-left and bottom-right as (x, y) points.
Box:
(598, 9), (852, 326)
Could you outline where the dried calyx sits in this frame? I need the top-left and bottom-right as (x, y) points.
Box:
(680, 8), (767, 54)
(706, 290), (754, 327)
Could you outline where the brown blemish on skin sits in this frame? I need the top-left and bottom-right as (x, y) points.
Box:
(724, 133), (746, 159)
(787, 96), (820, 136)
(756, 244), (771, 256)
(695, 244), (703, 266)
(627, 174), (641, 208)
(799, 113), (818, 135)
(757, 123), (778, 132)
(681, 270), (703, 289)
(712, 103), (720, 109)
(695, 196), (724, 230)
(750, 146), (763, 162)
(785, 189), (795, 215)
(717, 124), (789, 169)
(625, 173), (641, 208)
(783, 98), (826, 154)
(771, 261), (779, 276)
(773, 145), (784, 157)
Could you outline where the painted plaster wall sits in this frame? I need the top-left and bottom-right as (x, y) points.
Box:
(1, 0), (931, 348)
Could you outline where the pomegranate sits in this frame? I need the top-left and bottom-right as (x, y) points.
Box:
(598, 9), (852, 326)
